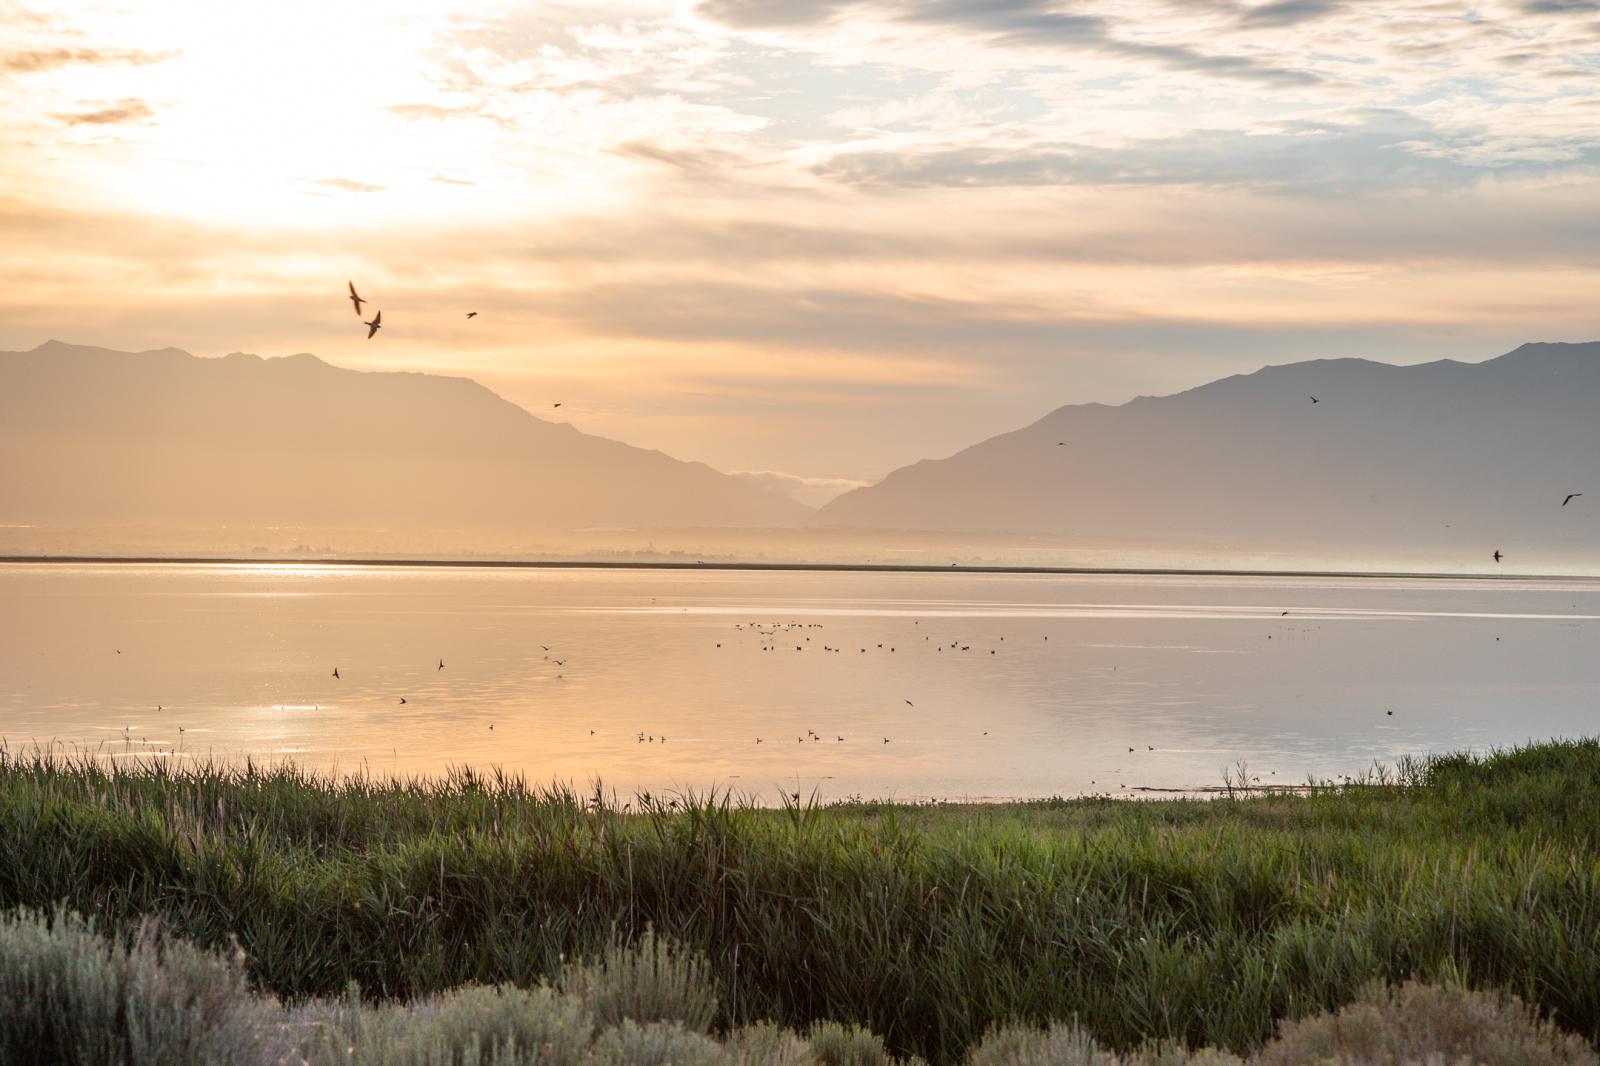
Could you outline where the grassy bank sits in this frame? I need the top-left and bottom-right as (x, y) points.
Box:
(1, 741), (1598, 1062)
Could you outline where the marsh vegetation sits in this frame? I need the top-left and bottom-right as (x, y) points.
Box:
(1, 740), (1597, 1062)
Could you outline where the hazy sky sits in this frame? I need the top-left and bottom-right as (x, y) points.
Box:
(4, 1), (1599, 494)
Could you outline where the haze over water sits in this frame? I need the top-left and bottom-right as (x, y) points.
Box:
(3, 562), (1597, 803)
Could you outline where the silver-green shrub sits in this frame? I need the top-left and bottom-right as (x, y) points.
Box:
(558, 928), (719, 1033)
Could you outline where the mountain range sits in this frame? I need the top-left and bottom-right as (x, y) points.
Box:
(5, 339), (1598, 560)
(819, 342), (1600, 554)
(0, 342), (808, 532)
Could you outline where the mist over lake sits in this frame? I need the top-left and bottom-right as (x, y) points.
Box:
(4, 561), (1596, 802)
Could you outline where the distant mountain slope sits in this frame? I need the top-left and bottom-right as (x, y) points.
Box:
(0, 342), (809, 530)
(818, 342), (1600, 550)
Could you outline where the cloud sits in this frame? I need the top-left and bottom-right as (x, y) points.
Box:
(731, 469), (872, 506)
(386, 103), (479, 121)
(53, 98), (153, 126)
(698, 0), (1322, 86)
(2, 47), (175, 74)
(906, 1), (1321, 85)
(1236, 0), (1342, 27)
(614, 140), (753, 181)
(310, 178), (387, 193)
(813, 110), (1485, 191)
(695, 0), (862, 28)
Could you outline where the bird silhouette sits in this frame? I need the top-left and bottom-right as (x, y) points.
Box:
(904, 699), (914, 707)
(465, 311), (478, 319)
(553, 403), (562, 409)
(332, 667), (340, 679)
(398, 698), (407, 704)
(1493, 550), (1503, 563)
(1309, 396), (1319, 404)
(364, 310), (382, 339)
(1563, 493), (1583, 507)
(438, 659), (445, 670)
(347, 281), (365, 316)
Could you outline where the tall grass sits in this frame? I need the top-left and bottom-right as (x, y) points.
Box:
(1, 740), (1597, 1062)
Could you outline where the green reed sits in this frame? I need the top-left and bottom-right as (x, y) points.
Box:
(1, 739), (1596, 1063)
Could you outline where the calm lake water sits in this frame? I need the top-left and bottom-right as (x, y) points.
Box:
(2, 562), (1597, 802)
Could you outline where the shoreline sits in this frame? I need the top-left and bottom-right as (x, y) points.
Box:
(1, 553), (1590, 582)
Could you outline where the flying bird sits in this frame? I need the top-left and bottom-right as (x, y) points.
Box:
(1493, 550), (1503, 563)
(438, 659), (445, 670)
(1309, 396), (1319, 404)
(398, 698), (407, 704)
(465, 311), (477, 319)
(364, 310), (382, 339)
(1563, 493), (1583, 507)
(904, 699), (914, 706)
(347, 281), (365, 316)
(552, 403), (562, 409)
(332, 667), (340, 679)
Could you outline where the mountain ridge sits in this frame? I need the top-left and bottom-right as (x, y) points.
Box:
(0, 341), (811, 530)
(817, 341), (1600, 553)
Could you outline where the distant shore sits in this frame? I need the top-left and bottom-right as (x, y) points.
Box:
(1, 553), (1589, 582)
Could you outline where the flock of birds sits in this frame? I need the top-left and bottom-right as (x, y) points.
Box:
(342, 278), (1581, 568)
(344, 280), (560, 407)
(120, 613), (1181, 788)
(79, 284), (1591, 797)
(100, 583), (1565, 798)
(344, 278), (1578, 569)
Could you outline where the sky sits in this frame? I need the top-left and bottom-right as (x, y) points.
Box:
(3, 0), (1600, 500)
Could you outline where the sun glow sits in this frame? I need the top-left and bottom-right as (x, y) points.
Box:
(7, 1), (648, 227)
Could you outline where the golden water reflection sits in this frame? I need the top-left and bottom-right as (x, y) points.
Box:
(3, 563), (1598, 803)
